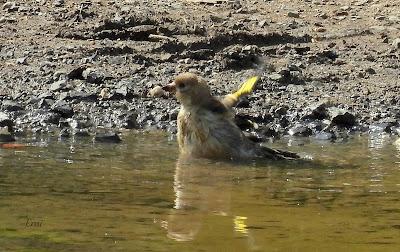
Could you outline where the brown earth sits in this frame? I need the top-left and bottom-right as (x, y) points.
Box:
(0, 0), (399, 140)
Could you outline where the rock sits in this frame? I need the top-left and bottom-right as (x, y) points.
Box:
(169, 109), (179, 121)
(365, 67), (376, 75)
(149, 86), (165, 98)
(268, 73), (283, 82)
(82, 68), (104, 84)
(3, 2), (17, 11)
(236, 97), (250, 108)
(2, 100), (24, 111)
(67, 91), (97, 102)
(234, 114), (255, 130)
(53, 0), (64, 7)
(59, 128), (71, 138)
(314, 27), (326, 32)
(288, 11), (300, 18)
(51, 100), (74, 118)
(261, 124), (279, 138)
(369, 123), (392, 133)
(303, 102), (329, 120)
(99, 88), (110, 99)
(16, 57), (27, 65)
(314, 131), (335, 140)
(0, 127), (15, 142)
(94, 132), (122, 143)
(123, 111), (139, 129)
(74, 129), (90, 137)
(50, 79), (67, 92)
(40, 112), (61, 124)
(274, 106), (288, 116)
(328, 108), (356, 128)
(392, 38), (400, 49)
(0, 112), (13, 132)
(288, 124), (312, 137)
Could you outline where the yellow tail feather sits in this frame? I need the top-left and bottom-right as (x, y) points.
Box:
(232, 76), (260, 99)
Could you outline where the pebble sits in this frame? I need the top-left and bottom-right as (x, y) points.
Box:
(314, 27), (326, 32)
(2, 100), (23, 111)
(0, 127), (15, 142)
(288, 124), (313, 137)
(288, 11), (300, 18)
(53, 0), (64, 7)
(50, 79), (67, 92)
(82, 68), (104, 84)
(268, 73), (283, 82)
(16, 57), (27, 65)
(51, 100), (74, 118)
(0, 112), (14, 132)
(149, 86), (165, 98)
(2, 2), (16, 11)
(315, 131), (334, 140)
(94, 132), (122, 143)
(328, 108), (356, 128)
(392, 38), (400, 49)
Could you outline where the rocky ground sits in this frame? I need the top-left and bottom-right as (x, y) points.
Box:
(0, 0), (399, 142)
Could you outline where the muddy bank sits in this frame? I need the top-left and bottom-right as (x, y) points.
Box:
(0, 0), (399, 142)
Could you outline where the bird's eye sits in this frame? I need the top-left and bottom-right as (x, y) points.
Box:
(178, 83), (186, 89)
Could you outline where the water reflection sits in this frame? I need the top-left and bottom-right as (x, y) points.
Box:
(1, 133), (400, 251)
(166, 158), (235, 241)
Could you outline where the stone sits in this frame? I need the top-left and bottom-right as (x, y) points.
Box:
(303, 102), (329, 120)
(94, 132), (122, 143)
(315, 131), (335, 140)
(123, 111), (139, 129)
(16, 57), (27, 65)
(0, 112), (13, 132)
(392, 38), (400, 49)
(74, 129), (90, 137)
(288, 11), (300, 18)
(50, 79), (67, 92)
(2, 100), (24, 111)
(2, 2), (16, 11)
(0, 126), (15, 142)
(261, 125), (279, 138)
(51, 100), (74, 118)
(288, 124), (313, 137)
(53, 0), (64, 7)
(268, 73), (283, 82)
(149, 86), (165, 98)
(67, 91), (97, 101)
(328, 108), (356, 128)
(82, 68), (104, 84)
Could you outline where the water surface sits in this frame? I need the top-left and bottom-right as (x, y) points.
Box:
(0, 132), (399, 251)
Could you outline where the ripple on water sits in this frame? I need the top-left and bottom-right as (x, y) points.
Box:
(0, 133), (399, 251)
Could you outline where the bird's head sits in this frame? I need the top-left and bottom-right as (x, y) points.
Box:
(163, 73), (212, 108)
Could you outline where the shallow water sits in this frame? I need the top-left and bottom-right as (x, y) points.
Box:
(0, 132), (399, 251)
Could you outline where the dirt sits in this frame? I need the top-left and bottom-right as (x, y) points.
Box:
(0, 0), (399, 142)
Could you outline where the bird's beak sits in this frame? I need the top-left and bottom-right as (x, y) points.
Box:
(162, 81), (176, 93)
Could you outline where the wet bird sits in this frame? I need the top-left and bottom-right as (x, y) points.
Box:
(163, 72), (298, 160)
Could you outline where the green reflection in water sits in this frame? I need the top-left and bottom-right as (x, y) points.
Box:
(0, 132), (399, 251)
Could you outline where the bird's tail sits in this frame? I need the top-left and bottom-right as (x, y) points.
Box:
(260, 146), (300, 160)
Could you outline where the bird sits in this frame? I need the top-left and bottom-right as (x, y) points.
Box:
(163, 72), (299, 160)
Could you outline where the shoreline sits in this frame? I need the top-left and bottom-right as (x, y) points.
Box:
(1, 0), (399, 142)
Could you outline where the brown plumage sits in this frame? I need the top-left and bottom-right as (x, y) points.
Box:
(164, 72), (298, 160)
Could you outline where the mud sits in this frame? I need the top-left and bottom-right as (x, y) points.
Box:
(0, 0), (399, 142)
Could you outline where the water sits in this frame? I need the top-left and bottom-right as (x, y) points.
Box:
(0, 132), (399, 251)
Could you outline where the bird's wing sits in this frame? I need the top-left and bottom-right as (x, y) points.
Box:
(222, 76), (260, 108)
